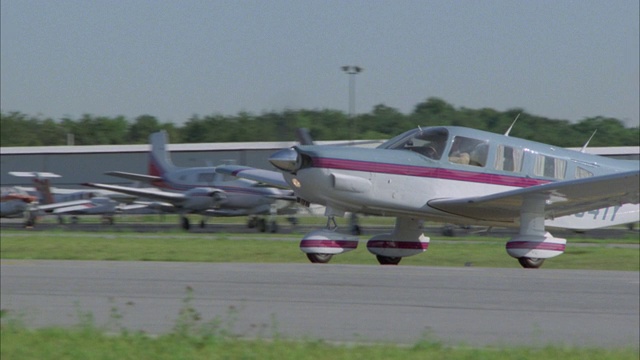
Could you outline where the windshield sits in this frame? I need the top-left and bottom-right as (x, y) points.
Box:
(378, 127), (449, 160)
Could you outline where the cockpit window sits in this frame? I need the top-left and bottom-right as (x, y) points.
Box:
(378, 127), (449, 160)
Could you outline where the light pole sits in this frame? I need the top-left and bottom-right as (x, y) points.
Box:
(341, 65), (363, 141)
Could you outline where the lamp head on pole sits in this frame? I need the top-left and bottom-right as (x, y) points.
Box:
(341, 65), (363, 74)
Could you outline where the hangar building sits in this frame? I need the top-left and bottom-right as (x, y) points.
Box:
(0, 140), (382, 188)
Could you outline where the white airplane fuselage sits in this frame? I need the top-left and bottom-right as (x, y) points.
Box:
(277, 126), (639, 230)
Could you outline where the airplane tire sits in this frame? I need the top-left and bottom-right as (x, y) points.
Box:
(258, 218), (267, 232)
(441, 225), (455, 237)
(270, 221), (278, 233)
(306, 253), (332, 264)
(376, 255), (402, 265)
(181, 217), (190, 231)
(518, 257), (544, 269)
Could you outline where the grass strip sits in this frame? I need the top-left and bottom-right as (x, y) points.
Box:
(2, 323), (638, 360)
(1, 231), (638, 270)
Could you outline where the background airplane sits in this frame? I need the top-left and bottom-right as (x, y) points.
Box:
(8, 172), (144, 225)
(85, 131), (296, 231)
(2, 173), (93, 226)
(220, 126), (639, 268)
(1, 186), (38, 219)
(82, 181), (227, 229)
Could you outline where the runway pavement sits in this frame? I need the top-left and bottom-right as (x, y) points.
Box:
(1, 260), (638, 348)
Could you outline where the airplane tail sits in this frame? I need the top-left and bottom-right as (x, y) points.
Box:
(9, 172), (61, 205)
(33, 178), (55, 204)
(148, 131), (178, 177)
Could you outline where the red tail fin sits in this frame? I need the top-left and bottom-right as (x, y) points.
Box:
(33, 178), (55, 204)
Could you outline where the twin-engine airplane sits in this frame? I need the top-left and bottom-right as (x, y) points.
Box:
(220, 126), (639, 268)
(84, 131), (295, 231)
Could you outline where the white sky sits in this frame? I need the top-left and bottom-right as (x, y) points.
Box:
(2, 0), (638, 127)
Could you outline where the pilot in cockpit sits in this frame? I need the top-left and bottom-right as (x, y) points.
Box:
(404, 133), (446, 160)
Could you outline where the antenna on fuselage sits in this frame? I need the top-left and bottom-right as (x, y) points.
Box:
(504, 113), (520, 136)
(580, 129), (597, 153)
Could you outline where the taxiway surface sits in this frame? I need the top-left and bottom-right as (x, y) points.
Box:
(1, 260), (638, 348)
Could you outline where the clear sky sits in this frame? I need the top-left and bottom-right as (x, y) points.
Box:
(2, 0), (638, 127)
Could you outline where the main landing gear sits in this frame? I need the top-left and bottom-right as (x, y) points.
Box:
(300, 216), (359, 264)
(247, 216), (278, 233)
(517, 257), (545, 269)
(375, 255), (402, 265)
(181, 216), (190, 230)
(300, 216), (429, 266)
(306, 253), (333, 264)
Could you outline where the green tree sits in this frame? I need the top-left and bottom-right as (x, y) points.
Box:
(128, 115), (161, 144)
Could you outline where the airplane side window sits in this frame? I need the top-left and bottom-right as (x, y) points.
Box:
(534, 155), (566, 179)
(197, 173), (215, 183)
(448, 136), (489, 167)
(494, 145), (523, 172)
(575, 166), (593, 179)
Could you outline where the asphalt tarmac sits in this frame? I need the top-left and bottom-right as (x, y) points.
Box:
(1, 260), (638, 348)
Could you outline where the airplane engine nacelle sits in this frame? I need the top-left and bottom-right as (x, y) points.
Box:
(506, 232), (566, 259)
(366, 233), (430, 258)
(300, 229), (359, 255)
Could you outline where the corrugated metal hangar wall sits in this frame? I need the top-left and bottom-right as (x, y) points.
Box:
(1, 140), (382, 188)
(0, 142), (297, 188)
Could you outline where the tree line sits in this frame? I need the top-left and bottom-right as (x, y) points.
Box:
(1, 98), (638, 147)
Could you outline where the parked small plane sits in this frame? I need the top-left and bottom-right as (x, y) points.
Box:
(2, 172), (95, 226)
(219, 126), (639, 268)
(1, 186), (38, 218)
(84, 131), (295, 231)
(8, 172), (143, 225)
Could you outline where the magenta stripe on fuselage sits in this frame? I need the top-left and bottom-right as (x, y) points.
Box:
(367, 240), (429, 250)
(300, 239), (359, 249)
(506, 241), (566, 252)
(312, 157), (547, 188)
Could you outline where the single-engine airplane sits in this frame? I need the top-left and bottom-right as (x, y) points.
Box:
(85, 131), (295, 231)
(219, 126), (639, 268)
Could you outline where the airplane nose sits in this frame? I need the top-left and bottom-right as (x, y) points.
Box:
(269, 148), (299, 172)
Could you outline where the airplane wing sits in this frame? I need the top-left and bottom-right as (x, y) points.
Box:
(36, 200), (92, 212)
(9, 171), (61, 179)
(117, 203), (150, 211)
(216, 165), (291, 189)
(427, 170), (639, 222)
(83, 183), (187, 204)
(105, 171), (161, 183)
(265, 193), (298, 202)
(51, 203), (98, 214)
